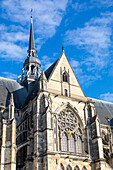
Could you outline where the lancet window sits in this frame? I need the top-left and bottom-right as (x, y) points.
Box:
(76, 128), (82, 154)
(61, 132), (67, 152)
(63, 71), (68, 82)
(66, 165), (72, 170)
(69, 134), (75, 152)
(60, 163), (64, 170)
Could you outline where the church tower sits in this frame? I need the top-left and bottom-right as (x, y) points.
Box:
(18, 10), (41, 90)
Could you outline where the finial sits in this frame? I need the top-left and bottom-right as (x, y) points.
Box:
(31, 8), (33, 18)
(62, 45), (64, 52)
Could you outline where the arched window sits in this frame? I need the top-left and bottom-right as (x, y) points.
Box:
(65, 89), (68, 96)
(63, 72), (68, 82)
(69, 134), (75, 152)
(66, 165), (72, 170)
(60, 163), (64, 170)
(82, 166), (87, 170)
(76, 129), (82, 154)
(31, 65), (35, 75)
(26, 66), (29, 71)
(61, 132), (67, 152)
(74, 165), (80, 170)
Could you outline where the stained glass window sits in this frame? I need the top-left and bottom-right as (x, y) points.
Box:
(61, 133), (67, 152)
(69, 134), (75, 152)
(76, 129), (82, 154)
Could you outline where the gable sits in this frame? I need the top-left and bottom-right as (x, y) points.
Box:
(46, 52), (85, 98)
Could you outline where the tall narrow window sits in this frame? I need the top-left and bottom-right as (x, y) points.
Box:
(31, 65), (35, 75)
(65, 89), (68, 96)
(69, 134), (75, 152)
(66, 165), (72, 170)
(60, 163), (64, 170)
(63, 72), (68, 82)
(61, 132), (67, 152)
(76, 129), (82, 154)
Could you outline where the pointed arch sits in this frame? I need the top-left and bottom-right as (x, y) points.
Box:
(63, 71), (68, 82)
(60, 163), (65, 170)
(82, 166), (87, 170)
(74, 166), (80, 170)
(69, 133), (75, 152)
(61, 132), (67, 152)
(66, 165), (72, 170)
(55, 102), (84, 128)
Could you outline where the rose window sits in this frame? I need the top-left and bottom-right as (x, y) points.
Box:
(58, 110), (77, 132)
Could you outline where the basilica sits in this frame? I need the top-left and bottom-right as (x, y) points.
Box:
(0, 14), (113, 170)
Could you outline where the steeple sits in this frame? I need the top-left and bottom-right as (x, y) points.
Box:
(17, 9), (41, 90)
(28, 9), (36, 53)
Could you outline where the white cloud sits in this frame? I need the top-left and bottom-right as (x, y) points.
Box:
(2, 72), (18, 80)
(70, 58), (101, 87)
(0, 41), (26, 61)
(71, 0), (113, 12)
(64, 12), (113, 71)
(1, 0), (68, 51)
(99, 92), (113, 102)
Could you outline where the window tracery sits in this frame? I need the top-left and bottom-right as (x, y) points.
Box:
(58, 110), (77, 132)
(58, 107), (83, 154)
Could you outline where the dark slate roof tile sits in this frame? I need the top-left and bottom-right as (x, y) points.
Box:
(45, 59), (58, 79)
(0, 77), (28, 109)
(88, 98), (113, 126)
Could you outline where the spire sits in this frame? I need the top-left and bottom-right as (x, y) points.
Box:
(28, 9), (35, 52)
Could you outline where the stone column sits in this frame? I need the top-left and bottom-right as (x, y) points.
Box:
(11, 119), (16, 170)
(0, 119), (7, 170)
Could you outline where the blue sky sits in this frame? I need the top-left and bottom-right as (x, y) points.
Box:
(0, 0), (113, 102)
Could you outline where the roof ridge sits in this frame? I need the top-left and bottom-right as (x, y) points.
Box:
(88, 97), (113, 104)
(0, 77), (17, 82)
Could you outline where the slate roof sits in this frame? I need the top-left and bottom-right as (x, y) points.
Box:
(0, 77), (28, 109)
(88, 98), (113, 126)
(45, 59), (58, 79)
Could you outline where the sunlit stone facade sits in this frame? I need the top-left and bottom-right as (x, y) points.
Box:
(0, 15), (113, 170)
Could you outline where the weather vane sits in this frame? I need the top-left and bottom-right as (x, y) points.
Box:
(31, 8), (33, 17)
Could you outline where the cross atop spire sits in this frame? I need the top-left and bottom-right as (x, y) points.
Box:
(31, 8), (33, 17)
(28, 9), (36, 53)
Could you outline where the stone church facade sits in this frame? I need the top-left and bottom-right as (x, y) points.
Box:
(0, 14), (113, 170)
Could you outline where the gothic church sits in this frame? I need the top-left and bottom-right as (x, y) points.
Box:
(0, 14), (113, 170)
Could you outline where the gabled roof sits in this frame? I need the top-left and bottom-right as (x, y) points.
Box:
(45, 59), (58, 80)
(0, 77), (28, 109)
